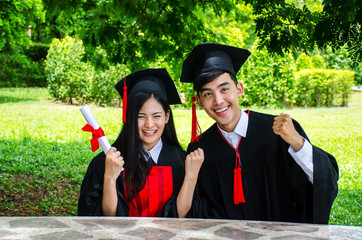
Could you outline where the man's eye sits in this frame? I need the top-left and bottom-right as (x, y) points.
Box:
(222, 88), (229, 92)
(203, 92), (211, 97)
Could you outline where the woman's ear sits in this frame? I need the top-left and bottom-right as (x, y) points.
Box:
(165, 110), (170, 124)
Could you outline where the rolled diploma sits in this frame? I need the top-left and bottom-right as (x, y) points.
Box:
(80, 105), (111, 155)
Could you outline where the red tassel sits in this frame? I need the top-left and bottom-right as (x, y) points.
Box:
(233, 168), (239, 204)
(191, 96), (202, 143)
(217, 130), (246, 204)
(218, 111), (250, 205)
(233, 167), (245, 204)
(122, 78), (127, 123)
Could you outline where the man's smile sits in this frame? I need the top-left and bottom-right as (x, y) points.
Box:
(214, 105), (229, 115)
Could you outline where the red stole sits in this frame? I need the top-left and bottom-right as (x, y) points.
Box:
(124, 166), (173, 217)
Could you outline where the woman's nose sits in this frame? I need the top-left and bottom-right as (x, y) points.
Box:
(145, 118), (153, 127)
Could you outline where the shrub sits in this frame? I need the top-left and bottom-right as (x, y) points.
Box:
(295, 69), (355, 107)
(323, 45), (352, 70)
(0, 46), (46, 87)
(45, 36), (129, 106)
(25, 42), (49, 62)
(45, 36), (93, 104)
(354, 63), (362, 86)
(240, 48), (296, 107)
(90, 64), (129, 106)
(311, 54), (326, 69)
(296, 53), (312, 70)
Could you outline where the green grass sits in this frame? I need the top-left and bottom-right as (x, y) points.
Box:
(0, 87), (361, 225)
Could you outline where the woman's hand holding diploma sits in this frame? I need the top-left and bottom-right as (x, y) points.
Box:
(102, 147), (125, 216)
(104, 147), (124, 182)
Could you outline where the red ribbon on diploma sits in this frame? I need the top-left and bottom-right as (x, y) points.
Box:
(82, 124), (105, 152)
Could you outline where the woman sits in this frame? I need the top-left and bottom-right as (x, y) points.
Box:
(78, 68), (203, 217)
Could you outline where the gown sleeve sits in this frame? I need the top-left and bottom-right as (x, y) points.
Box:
(156, 143), (187, 218)
(292, 119), (339, 223)
(185, 143), (212, 218)
(77, 152), (129, 216)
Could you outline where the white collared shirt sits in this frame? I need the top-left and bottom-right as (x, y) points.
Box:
(143, 138), (163, 164)
(217, 109), (314, 183)
(218, 109), (249, 148)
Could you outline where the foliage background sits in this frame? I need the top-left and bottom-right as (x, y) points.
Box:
(0, 0), (361, 226)
(1, 0), (361, 93)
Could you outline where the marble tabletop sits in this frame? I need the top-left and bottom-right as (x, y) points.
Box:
(0, 216), (361, 240)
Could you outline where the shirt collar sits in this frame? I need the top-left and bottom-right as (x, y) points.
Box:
(143, 138), (163, 164)
(217, 108), (249, 137)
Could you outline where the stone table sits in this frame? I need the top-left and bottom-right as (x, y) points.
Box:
(0, 217), (361, 239)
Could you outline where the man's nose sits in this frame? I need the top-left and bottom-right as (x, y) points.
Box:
(214, 92), (223, 105)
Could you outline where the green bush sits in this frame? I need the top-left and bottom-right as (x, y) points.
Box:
(296, 53), (312, 70)
(311, 54), (326, 69)
(45, 36), (93, 104)
(25, 42), (49, 62)
(240, 48), (296, 107)
(240, 47), (355, 108)
(0, 47), (46, 87)
(354, 63), (362, 86)
(90, 64), (129, 106)
(295, 69), (355, 107)
(323, 45), (352, 70)
(45, 36), (129, 106)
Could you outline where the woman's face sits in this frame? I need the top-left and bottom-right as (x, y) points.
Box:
(137, 97), (169, 151)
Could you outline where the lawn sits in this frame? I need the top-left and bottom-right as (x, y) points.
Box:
(0, 87), (361, 226)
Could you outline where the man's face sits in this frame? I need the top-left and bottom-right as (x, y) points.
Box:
(196, 72), (243, 132)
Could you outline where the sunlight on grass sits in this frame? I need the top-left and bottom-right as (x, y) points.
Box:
(0, 88), (361, 224)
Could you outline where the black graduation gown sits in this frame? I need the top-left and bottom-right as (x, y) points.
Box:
(187, 110), (339, 224)
(78, 141), (186, 217)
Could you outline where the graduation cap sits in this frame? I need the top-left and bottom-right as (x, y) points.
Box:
(115, 68), (181, 123)
(180, 43), (251, 83)
(180, 43), (251, 142)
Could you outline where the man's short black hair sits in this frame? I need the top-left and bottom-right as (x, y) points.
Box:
(194, 70), (238, 93)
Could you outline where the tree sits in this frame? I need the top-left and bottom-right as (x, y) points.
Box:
(0, 0), (49, 87)
(315, 0), (361, 62)
(0, 0), (26, 51)
(42, 0), (241, 72)
(0, 0), (43, 52)
(245, 0), (361, 62)
(41, 0), (361, 68)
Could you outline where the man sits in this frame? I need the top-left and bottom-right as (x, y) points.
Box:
(180, 43), (339, 224)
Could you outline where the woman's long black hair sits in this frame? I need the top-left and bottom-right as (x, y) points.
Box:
(113, 91), (181, 202)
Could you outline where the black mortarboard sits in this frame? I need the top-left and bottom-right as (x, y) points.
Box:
(115, 68), (181, 123)
(180, 43), (251, 83)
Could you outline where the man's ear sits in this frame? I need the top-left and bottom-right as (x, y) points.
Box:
(195, 94), (203, 108)
(237, 82), (244, 97)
